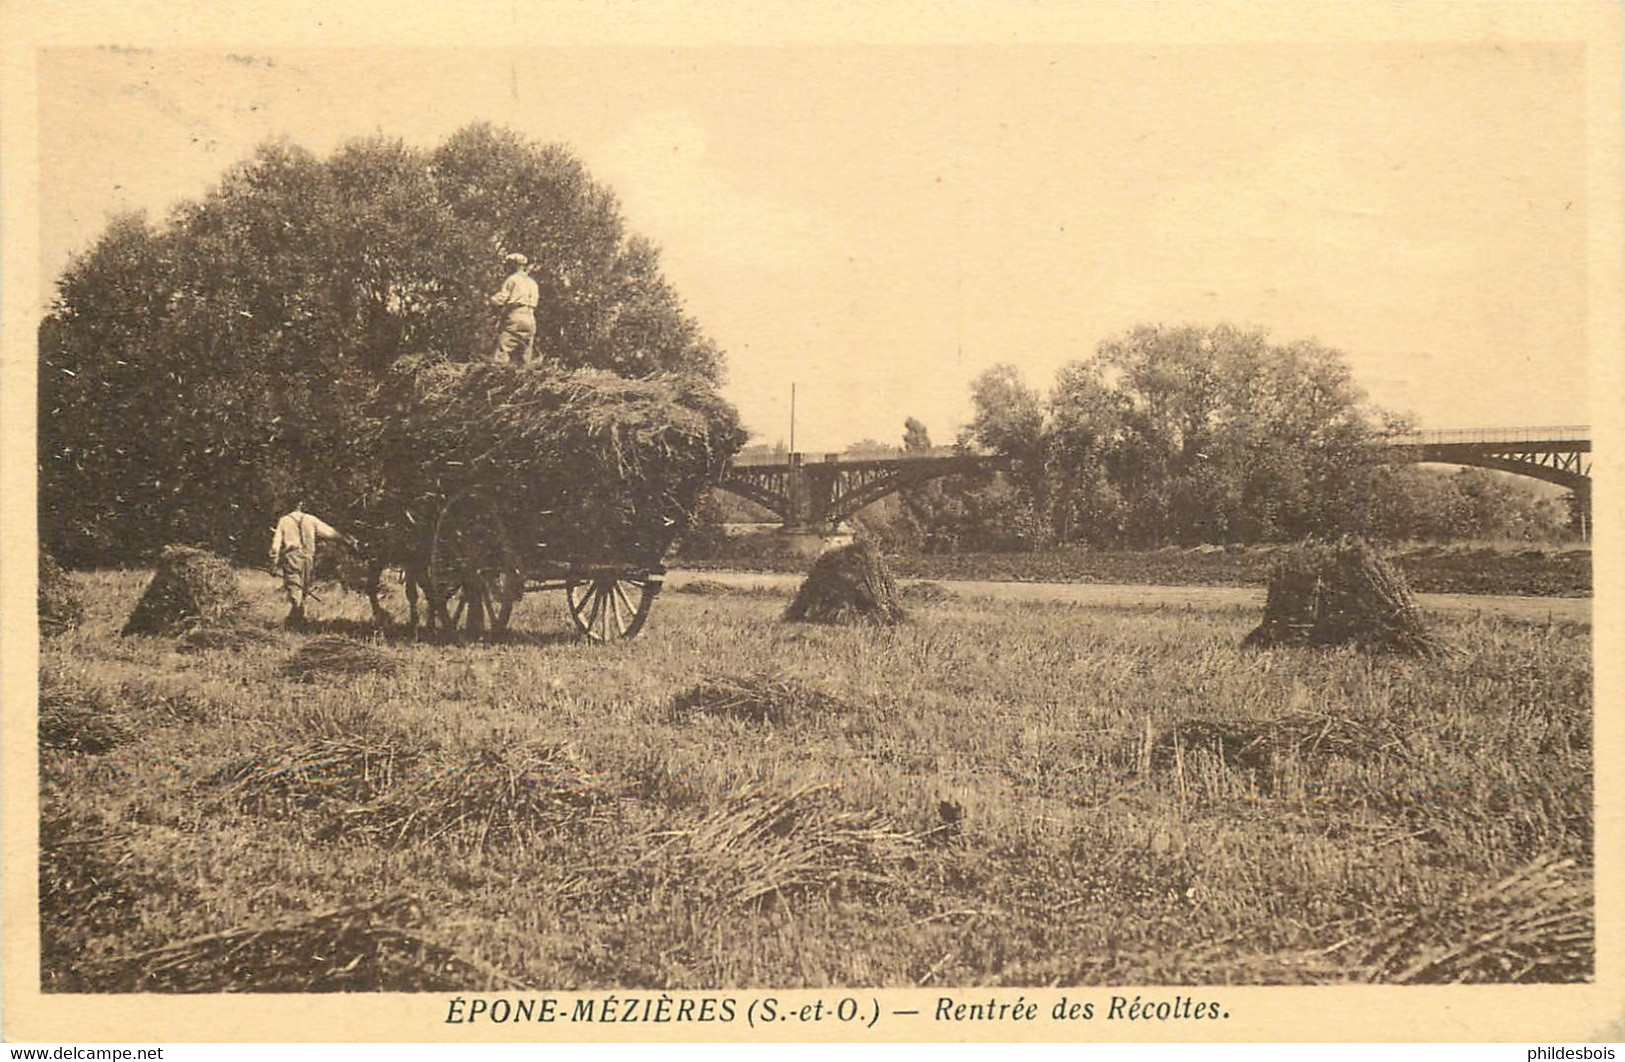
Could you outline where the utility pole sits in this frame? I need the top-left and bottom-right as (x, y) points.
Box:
(789, 382), (796, 455)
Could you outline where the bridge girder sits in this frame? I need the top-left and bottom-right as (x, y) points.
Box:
(1382, 441), (1591, 493)
(715, 470), (791, 520)
(825, 456), (1007, 524)
(717, 454), (1010, 531)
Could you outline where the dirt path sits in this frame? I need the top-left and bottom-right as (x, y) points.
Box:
(666, 569), (1592, 624)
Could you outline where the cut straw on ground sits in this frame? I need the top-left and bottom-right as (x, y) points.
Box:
(280, 635), (400, 681)
(81, 895), (526, 992)
(671, 673), (849, 727)
(631, 783), (917, 907)
(220, 738), (622, 848)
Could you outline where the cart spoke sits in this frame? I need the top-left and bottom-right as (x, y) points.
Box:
(612, 580), (635, 624)
(570, 583), (593, 622)
(587, 583), (605, 637)
(599, 581), (615, 640)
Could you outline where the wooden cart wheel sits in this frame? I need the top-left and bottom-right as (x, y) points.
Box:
(447, 566), (524, 636)
(566, 573), (659, 642)
(427, 506), (524, 638)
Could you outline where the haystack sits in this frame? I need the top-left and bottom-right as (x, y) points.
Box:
(39, 552), (84, 637)
(783, 542), (906, 626)
(121, 546), (247, 636)
(1243, 538), (1442, 655)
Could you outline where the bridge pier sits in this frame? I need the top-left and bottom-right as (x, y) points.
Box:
(776, 527), (856, 557)
(778, 456), (851, 555)
(778, 453), (845, 534)
(1569, 481), (1591, 541)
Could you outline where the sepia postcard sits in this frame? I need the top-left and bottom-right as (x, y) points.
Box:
(2, 0), (1621, 1046)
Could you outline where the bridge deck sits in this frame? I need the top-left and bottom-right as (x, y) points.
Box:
(732, 429), (1591, 471)
(1385, 426), (1589, 446)
(730, 446), (967, 468)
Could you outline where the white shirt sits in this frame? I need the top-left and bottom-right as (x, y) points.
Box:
(490, 269), (539, 310)
(269, 510), (341, 564)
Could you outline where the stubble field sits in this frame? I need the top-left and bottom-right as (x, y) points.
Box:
(38, 569), (1592, 991)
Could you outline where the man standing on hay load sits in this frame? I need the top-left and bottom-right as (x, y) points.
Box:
(269, 501), (355, 627)
(489, 251), (539, 365)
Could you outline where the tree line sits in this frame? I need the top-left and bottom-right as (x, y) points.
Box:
(858, 325), (1573, 551)
(40, 126), (723, 567)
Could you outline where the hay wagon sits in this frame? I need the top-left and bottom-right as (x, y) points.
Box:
(355, 358), (742, 643)
(400, 490), (695, 643)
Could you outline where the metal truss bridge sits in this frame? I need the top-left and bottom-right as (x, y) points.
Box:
(1382, 426), (1590, 492)
(721, 448), (1009, 533)
(719, 427), (1590, 532)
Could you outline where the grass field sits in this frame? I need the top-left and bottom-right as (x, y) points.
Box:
(38, 568), (1592, 990)
(684, 541), (1594, 598)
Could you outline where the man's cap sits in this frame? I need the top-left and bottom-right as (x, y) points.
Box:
(505, 252), (529, 266)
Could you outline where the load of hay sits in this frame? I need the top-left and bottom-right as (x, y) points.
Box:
(783, 542), (907, 626)
(121, 545), (247, 636)
(354, 359), (743, 571)
(39, 552), (84, 637)
(1243, 537), (1443, 655)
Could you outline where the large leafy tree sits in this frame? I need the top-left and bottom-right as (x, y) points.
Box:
(956, 366), (1050, 548)
(943, 327), (1394, 549)
(40, 125), (722, 566)
(1034, 325), (1377, 545)
(1054, 324), (1387, 546)
(1046, 360), (1126, 545)
(885, 326), (1563, 551)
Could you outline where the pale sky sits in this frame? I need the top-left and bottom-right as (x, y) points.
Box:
(38, 43), (1591, 452)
